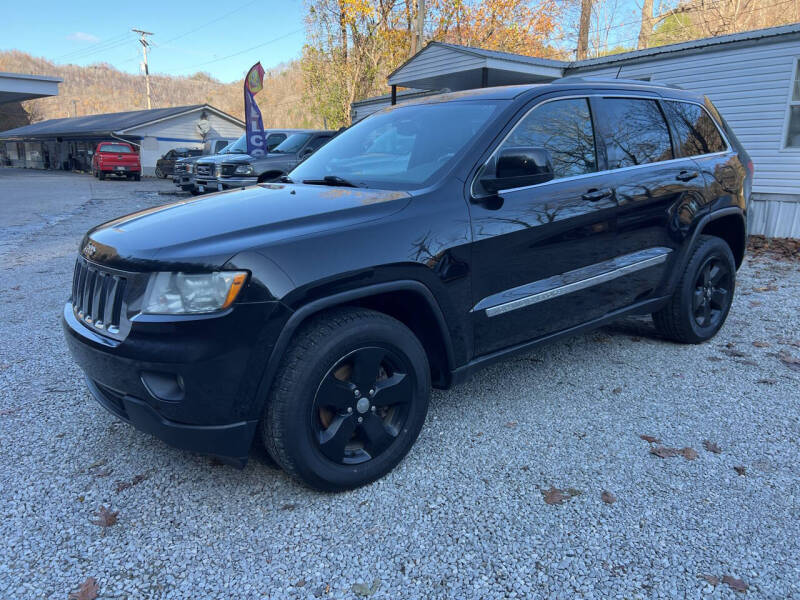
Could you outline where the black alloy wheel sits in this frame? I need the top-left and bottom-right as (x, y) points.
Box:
(653, 234), (736, 343)
(312, 346), (413, 465)
(155, 166), (164, 178)
(691, 255), (732, 329)
(262, 307), (430, 491)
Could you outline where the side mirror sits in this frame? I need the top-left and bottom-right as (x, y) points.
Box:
(87, 150), (94, 156)
(479, 147), (554, 194)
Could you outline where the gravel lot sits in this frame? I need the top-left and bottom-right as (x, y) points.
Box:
(1, 168), (799, 599)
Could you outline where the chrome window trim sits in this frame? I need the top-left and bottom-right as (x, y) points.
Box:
(470, 93), (732, 198)
(475, 247), (672, 317)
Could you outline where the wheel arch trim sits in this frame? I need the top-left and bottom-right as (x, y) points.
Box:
(667, 206), (745, 292)
(253, 280), (455, 416)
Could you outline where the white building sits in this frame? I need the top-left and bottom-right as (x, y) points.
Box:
(353, 24), (800, 238)
(0, 104), (244, 176)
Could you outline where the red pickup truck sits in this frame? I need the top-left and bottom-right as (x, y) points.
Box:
(91, 141), (141, 181)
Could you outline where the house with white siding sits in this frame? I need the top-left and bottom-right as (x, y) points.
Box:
(0, 104), (244, 176)
(353, 23), (800, 238)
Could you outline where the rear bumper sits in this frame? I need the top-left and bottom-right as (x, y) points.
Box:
(100, 166), (140, 173)
(62, 300), (285, 464)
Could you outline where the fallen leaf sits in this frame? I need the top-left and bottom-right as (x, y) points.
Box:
(0, 407), (22, 416)
(707, 356), (723, 362)
(294, 579), (306, 587)
(779, 352), (800, 372)
(90, 505), (118, 528)
(734, 465), (747, 476)
(722, 575), (748, 593)
(351, 577), (381, 597)
(700, 574), (719, 586)
(757, 378), (776, 385)
(93, 469), (113, 478)
(639, 434), (661, 444)
(87, 459), (106, 470)
(115, 473), (148, 493)
(520, 465), (530, 471)
(703, 440), (722, 454)
(601, 491), (616, 504)
(280, 503), (298, 511)
(68, 577), (99, 600)
(650, 446), (681, 458)
(753, 284), (778, 292)
(505, 421), (518, 428)
(612, 387), (622, 394)
(681, 447), (698, 460)
(752, 341), (770, 348)
(722, 348), (747, 358)
(748, 301), (762, 308)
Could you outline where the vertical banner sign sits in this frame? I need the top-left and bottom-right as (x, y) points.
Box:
(244, 62), (267, 157)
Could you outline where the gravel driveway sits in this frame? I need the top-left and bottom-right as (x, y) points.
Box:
(1, 168), (798, 599)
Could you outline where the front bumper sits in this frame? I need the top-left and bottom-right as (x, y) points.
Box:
(62, 300), (284, 464)
(219, 176), (258, 189)
(194, 177), (222, 193)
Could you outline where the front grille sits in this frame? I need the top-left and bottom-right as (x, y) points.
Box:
(196, 163), (213, 177)
(173, 163), (186, 174)
(221, 164), (237, 177)
(71, 257), (128, 336)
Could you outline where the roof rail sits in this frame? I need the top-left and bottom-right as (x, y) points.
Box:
(555, 75), (684, 90)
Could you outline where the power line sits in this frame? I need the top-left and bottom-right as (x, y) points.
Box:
(159, 0), (263, 46)
(171, 28), (304, 73)
(56, 32), (134, 62)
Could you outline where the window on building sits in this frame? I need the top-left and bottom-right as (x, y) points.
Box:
(663, 101), (727, 157)
(785, 59), (800, 149)
(596, 98), (673, 168)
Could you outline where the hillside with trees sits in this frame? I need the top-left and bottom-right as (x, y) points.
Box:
(0, 50), (320, 131)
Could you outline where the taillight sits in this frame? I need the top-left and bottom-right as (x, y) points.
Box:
(747, 160), (754, 177)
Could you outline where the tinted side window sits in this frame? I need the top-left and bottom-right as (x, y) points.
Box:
(663, 101), (727, 157)
(265, 133), (286, 151)
(597, 98), (673, 168)
(504, 98), (597, 179)
(306, 135), (332, 152)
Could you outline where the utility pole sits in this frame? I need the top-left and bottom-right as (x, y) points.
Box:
(132, 29), (153, 110)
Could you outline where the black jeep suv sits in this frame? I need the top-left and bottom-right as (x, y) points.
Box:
(63, 79), (751, 491)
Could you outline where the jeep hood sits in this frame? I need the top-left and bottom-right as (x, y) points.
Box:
(83, 184), (411, 270)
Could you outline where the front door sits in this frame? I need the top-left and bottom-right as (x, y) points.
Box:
(469, 96), (624, 356)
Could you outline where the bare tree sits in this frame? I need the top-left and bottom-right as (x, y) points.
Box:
(577, 0), (593, 59)
(638, 0), (655, 48)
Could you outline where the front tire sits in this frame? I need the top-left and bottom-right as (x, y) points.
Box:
(653, 235), (736, 343)
(262, 307), (430, 491)
(155, 166), (164, 178)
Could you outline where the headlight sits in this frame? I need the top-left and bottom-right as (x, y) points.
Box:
(215, 164), (222, 177)
(235, 165), (255, 175)
(185, 163), (194, 174)
(142, 271), (248, 314)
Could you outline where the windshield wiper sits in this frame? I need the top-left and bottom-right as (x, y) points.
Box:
(302, 175), (359, 188)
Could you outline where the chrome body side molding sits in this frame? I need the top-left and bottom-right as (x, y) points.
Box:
(474, 247), (673, 317)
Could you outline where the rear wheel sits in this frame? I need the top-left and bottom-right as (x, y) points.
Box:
(97, 170), (105, 180)
(653, 235), (736, 343)
(155, 166), (164, 178)
(262, 307), (430, 491)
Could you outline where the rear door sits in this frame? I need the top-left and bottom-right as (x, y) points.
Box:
(590, 95), (707, 300)
(660, 99), (744, 214)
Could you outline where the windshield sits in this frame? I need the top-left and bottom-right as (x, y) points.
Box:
(224, 135), (248, 154)
(290, 101), (503, 189)
(272, 133), (312, 153)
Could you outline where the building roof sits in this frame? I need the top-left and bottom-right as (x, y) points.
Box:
(570, 22), (800, 70)
(386, 23), (800, 92)
(0, 71), (62, 104)
(0, 104), (242, 139)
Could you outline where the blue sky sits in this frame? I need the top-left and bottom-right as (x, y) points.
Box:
(3, 0), (307, 82)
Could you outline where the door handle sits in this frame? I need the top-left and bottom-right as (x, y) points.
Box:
(676, 170), (699, 182)
(582, 187), (613, 202)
